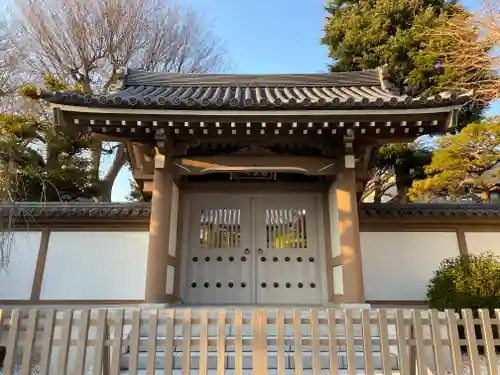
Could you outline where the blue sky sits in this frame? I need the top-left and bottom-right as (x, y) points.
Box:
(0, 0), (493, 200)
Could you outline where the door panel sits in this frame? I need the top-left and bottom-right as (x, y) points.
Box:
(254, 196), (323, 304)
(185, 196), (254, 304)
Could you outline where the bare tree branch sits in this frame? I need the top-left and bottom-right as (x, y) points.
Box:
(13, 0), (230, 201)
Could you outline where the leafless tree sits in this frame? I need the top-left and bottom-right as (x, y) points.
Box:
(13, 0), (230, 201)
(420, 0), (500, 103)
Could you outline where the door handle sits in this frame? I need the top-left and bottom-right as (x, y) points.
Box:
(244, 248), (251, 255)
(258, 248), (264, 254)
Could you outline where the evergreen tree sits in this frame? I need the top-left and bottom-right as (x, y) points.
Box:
(322, 0), (487, 125)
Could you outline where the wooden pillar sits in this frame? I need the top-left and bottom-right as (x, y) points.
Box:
(328, 129), (365, 304)
(145, 150), (174, 303)
(336, 165), (365, 303)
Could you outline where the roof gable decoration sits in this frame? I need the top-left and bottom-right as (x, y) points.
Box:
(37, 66), (471, 111)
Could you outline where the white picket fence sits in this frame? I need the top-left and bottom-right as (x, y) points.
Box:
(0, 307), (498, 374)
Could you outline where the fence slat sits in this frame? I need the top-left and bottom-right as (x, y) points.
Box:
(73, 309), (90, 375)
(147, 309), (158, 375)
(182, 309), (192, 375)
(479, 309), (498, 375)
(344, 309), (357, 375)
(38, 310), (56, 375)
(234, 309), (243, 375)
(217, 309), (226, 375)
(163, 309), (175, 375)
(199, 309), (208, 375)
(327, 309), (339, 372)
(395, 309), (410, 375)
(411, 309), (427, 375)
(3, 309), (20, 375)
(260, 309), (268, 373)
(19, 309), (38, 375)
(310, 309), (321, 375)
(110, 309), (124, 375)
(252, 309), (264, 374)
(361, 309), (375, 375)
(92, 309), (108, 375)
(128, 310), (141, 375)
(276, 309), (285, 375)
(445, 309), (462, 375)
(429, 310), (445, 375)
(57, 310), (73, 375)
(463, 309), (481, 375)
(377, 309), (392, 375)
(293, 309), (303, 375)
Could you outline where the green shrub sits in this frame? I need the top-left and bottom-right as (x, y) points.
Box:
(427, 252), (500, 310)
(427, 252), (500, 353)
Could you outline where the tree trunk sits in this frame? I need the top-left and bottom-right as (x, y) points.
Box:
(97, 143), (128, 202)
(374, 181), (382, 203)
(396, 176), (409, 203)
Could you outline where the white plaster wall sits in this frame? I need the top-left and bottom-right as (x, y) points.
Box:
(465, 232), (500, 256)
(41, 231), (149, 300)
(360, 232), (460, 301)
(0, 231), (41, 299)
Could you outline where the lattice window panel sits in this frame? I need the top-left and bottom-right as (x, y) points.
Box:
(266, 208), (308, 249)
(199, 208), (241, 249)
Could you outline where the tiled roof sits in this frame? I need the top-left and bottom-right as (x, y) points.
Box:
(0, 202), (151, 219)
(359, 203), (500, 218)
(37, 67), (470, 111)
(1, 202), (500, 220)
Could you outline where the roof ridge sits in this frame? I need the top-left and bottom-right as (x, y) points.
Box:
(114, 66), (385, 88)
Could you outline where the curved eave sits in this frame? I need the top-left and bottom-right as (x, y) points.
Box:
(51, 102), (466, 118)
(39, 89), (471, 112)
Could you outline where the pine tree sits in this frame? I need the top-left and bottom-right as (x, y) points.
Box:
(322, 0), (487, 124)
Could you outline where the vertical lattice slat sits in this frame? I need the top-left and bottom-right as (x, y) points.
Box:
(445, 309), (462, 375)
(217, 309), (226, 374)
(38, 310), (56, 375)
(57, 309), (73, 375)
(110, 309), (124, 375)
(199, 309), (209, 375)
(146, 309), (158, 375)
(182, 309), (192, 375)
(234, 309), (243, 375)
(19, 309), (38, 375)
(73, 309), (90, 375)
(463, 309), (481, 375)
(378, 309), (392, 375)
(327, 309), (339, 372)
(395, 309), (410, 375)
(411, 310), (427, 375)
(92, 309), (108, 375)
(479, 309), (498, 375)
(252, 309), (265, 374)
(293, 309), (303, 375)
(3, 309), (21, 375)
(163, 309), (175, 375)
(429, 310), (445, 375)
(276, 309), (285, 375)
(361, 309), (374, 375)
(128, 310), (141, 375)
(344, 309), (357, 375)
(309, 309), (321, 375)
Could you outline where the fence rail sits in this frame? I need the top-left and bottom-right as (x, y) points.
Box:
(0, 307), (498, 374)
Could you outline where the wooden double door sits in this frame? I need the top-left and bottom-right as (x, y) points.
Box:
(183, 193), (324, 305)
